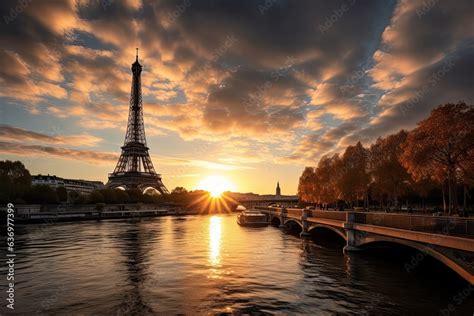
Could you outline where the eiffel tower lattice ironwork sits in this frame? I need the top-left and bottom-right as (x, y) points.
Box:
(107, 49), (169, 194)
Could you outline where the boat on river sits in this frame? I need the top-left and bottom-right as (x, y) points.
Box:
(237, 210), (269, 227)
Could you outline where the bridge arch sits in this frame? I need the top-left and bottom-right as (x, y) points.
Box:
(283, 219), (303, 228)
(357, 235), (473, 284)
(308, 225), (347, 242)
(270, 216), (281, 227)
(283, 219), (303, 234)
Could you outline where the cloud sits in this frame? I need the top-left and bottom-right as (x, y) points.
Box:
(0, 0), (79, 102)
(287, 118), (365, 163)
(0, 125), (103, 147)
(348, 44), (474, 146)
(133, 0), (396, 141)
(287, 0), (474, 164)
(0, 141), (117, 164)
(0, 50), (67, 102)
(152, 155), (255, 171)
(0, 0), (472, 172)
(370, 0), (473, 87)
(47, 102), (129, 130)
(350, 0), (474, 149)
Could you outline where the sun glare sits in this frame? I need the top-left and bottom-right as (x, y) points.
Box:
(198, 175), (236, 198)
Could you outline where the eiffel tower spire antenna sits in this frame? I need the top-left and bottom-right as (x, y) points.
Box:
(106, 49), (169, 194)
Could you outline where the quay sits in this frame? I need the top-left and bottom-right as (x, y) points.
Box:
(258, 206), (474, 284)
(0, 204), (196, 224)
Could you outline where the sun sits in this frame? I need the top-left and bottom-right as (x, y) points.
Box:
(197, 175), (236, 198)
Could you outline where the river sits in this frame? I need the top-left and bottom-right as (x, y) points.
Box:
(4, 214), (473, 315)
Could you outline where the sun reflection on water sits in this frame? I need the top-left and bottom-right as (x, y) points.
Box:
(209, 216), (222, 268)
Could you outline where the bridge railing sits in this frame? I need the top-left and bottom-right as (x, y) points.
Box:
(285, 208), (302, 218)
(353, 213), (474, 238)
(311, 210), (347, 221)
(255, 206), (285, 213)
(275, 208), (348, 222)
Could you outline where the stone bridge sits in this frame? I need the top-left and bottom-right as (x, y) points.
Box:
(258, 206), (474, 284)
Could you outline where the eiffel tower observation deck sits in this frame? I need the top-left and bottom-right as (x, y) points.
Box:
(107, 49), (169, 194)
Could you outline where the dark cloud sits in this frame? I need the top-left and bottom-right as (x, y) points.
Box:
(202, 67), (308, 135)
(134, 0), (396, 138)
(348, 41), (474, 147)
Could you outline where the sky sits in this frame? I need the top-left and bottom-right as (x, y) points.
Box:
(0, 0), (473, 194)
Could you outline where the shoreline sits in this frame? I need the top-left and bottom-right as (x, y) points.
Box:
(0, 203), (205, 224)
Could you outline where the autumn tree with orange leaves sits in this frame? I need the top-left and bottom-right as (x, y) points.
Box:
(298, 102), (474, 214)
(370, 130), (411, 210)
(297, 167), (317, 203)
(315, 155), (340, 204)
(337, 142), (370, 208)
(401, 102), (474, 214)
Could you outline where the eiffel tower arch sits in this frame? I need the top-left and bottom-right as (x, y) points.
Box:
(107, 49), (169, 194)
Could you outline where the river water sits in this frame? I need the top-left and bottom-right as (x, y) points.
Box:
(4, 214), (473, 315)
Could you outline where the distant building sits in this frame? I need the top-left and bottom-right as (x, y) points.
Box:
(32, 174), (104, 195)
(227, 182), (297, 206)
(225, 192), (260, 201)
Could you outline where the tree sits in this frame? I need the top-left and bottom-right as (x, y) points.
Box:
(100, 188), (118, 204)
(410, 177), (438, 212)
(172, 187), (188, 194)
(0, 160), (31, 203)
(370, 130), (410, 209)
(337, 142), (370, 207)
(169, 186), (189, 203)
(68, 190), (81, 204)
(401, 102), (474, 214)
(127, 189), (144, 203)
(24, 185), (58, 204)
(57, 187), (68, 203)
(75, 194), (88, 204)
(459, 143), (474, 214)
(114, 189), (130, 204)
(89, 190), (105, 204)
(314, 155), (339, 205)
(297, 167), (317, 203)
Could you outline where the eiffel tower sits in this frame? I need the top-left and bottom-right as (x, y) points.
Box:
(107, 49), (169, 194)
